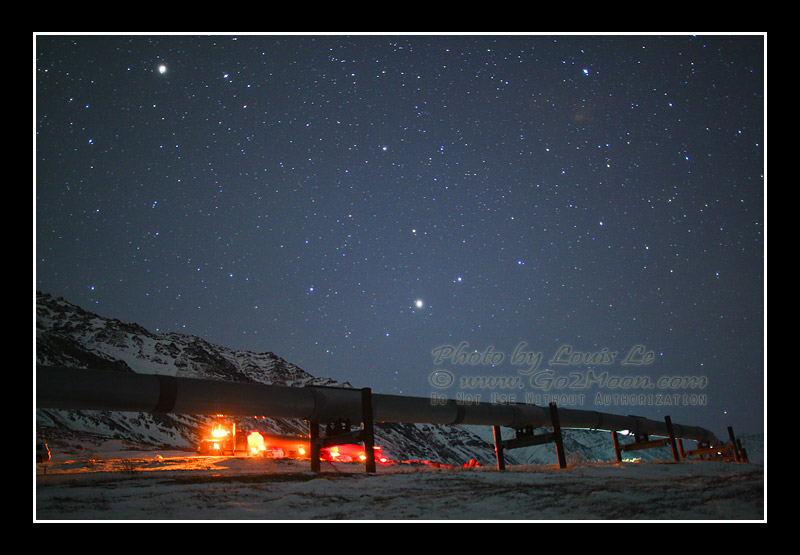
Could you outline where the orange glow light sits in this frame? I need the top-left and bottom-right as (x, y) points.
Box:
(247, 431), (267, 454)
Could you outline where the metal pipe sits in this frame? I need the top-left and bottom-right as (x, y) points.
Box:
(36, 365), (720, 444)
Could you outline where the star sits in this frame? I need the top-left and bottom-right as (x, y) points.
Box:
(35, 34), (765, 437)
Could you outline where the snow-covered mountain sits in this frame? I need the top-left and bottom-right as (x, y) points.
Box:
(35, 292), (763, 466)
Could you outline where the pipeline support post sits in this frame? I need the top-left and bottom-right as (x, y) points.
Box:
(493, 425), (505, 471)
(665, 415), (681, 462)
(361, 387), (376, 473)
(612, 430), (622, 463)
(492, 402), (567, 470)
(310, 389), (376, 473)
(309, 421), (320, 473)
(549, 402), (567, 469)
(727, 426), (741, 463)
(736, 439), (749, 463)
(612, 431), (672, 462)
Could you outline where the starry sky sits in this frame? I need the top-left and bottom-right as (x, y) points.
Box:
(35, 33), (765, 437)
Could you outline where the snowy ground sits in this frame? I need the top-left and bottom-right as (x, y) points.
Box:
(34, 441), (764, 521)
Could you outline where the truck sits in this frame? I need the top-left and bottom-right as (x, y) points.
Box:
(196, 418), (388, 464)
(196, 419), (244, 456)
(196, 418), (311, 458)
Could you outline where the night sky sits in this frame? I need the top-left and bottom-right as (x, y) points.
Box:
(35, 33), (765, 437)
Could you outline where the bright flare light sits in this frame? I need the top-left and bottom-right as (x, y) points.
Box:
(247, 431), (266, 453)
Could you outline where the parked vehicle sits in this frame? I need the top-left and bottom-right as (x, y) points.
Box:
(196, 418), (388, 464)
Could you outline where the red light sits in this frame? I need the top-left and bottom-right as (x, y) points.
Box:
(320, 444), (389, 464)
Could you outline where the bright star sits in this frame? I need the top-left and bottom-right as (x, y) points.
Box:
(158, 64), (167, 74)
(414, 299), (424, 309)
